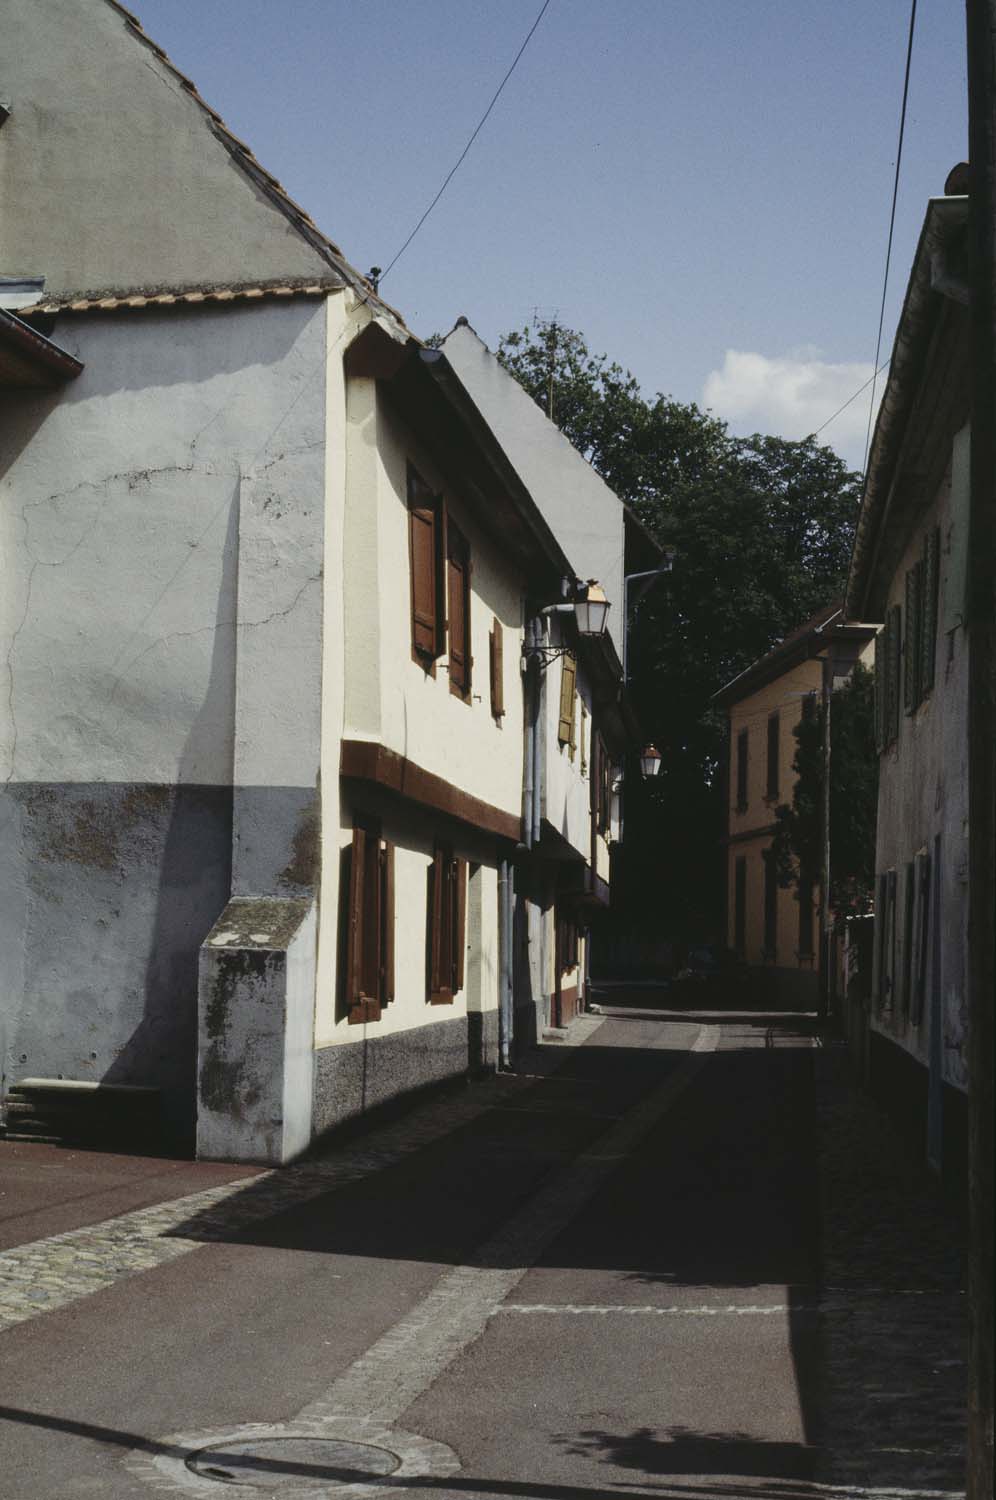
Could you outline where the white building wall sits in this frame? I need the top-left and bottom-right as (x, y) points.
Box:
(0, 296), (331, 1140)
(873, 430), (970, 1091)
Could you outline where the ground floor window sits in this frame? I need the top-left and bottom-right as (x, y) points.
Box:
(344, 821), (395, 1024)
(762, 849), (778, 962)
(428, 846), (467, 1004)
(733, 856), (747, 957)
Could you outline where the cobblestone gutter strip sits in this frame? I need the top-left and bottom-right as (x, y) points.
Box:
(0, 1064), (580, 1335)
(814, 1037), (968, 1496)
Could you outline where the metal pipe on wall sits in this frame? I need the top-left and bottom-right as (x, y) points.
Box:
(497, 857), (513, 1069)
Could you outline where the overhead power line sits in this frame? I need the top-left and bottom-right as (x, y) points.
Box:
(378, 0), (553, 286)
(862, 0), (918, 474)
(810, 357), (892, 441)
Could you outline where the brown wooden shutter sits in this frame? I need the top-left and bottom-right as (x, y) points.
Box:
(490, 619), (505, 718)
(453, 856), (467, 993)
(381, 841), (395, 1004)
(410, 504), (438, 659)
(921, 528), (939, 695)
(558, 653), (576, 744)
(580, 702), (588, 774)
(447, 523), (471, 697)
(347, 826), (382, 1025)
(345, 826), (365, 1014)
(874, 630), (885, 752)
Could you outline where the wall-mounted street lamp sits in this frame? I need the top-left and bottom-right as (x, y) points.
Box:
(522, 581), (610, 668)
(639, 744), (662, 779)
(623, 548), (675, 685)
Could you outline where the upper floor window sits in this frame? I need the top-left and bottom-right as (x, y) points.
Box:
(557, 652), (577, 758)
(903, 528), (940, 715)
(874, 603), (903, 752)
(408, 465), (445, 665)
(447, 520), (472, 699)
(766, 713), (780, 800)
(489, 618), (505, 720)
(735, 727), (749, 812)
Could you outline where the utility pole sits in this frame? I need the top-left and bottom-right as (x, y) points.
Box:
(964, 2), (995, 1495)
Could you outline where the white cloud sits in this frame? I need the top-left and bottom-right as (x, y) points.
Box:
(702, 349), (882, 471)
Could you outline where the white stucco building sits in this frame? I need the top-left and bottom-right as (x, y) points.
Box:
(1, 1), (644, 1162)
(845, 189), (971, 1192)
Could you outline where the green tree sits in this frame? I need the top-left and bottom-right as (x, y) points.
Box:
(498, 318), (863, 936)
(771, 662), (878, 916)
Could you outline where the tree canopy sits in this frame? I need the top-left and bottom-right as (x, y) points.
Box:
(498, 319), (863, 936)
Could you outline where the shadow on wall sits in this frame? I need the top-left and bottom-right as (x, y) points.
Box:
(99, 481), (240, 1149)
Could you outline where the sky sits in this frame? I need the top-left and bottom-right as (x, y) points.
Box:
(134, 0), (967, 471)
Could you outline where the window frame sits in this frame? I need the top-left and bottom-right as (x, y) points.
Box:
(407, 464), (446, 669)
(427, 844), (467, 1004)
(343, 819), (395, 1025)
(446, 518), (472, 701)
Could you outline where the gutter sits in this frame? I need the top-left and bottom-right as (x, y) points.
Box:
(846, 196), (969, 618)
(0, 307), (84, 384)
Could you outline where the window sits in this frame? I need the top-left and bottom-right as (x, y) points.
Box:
(556, 905), (579, 974)
(874, 606), (903, 752)
(797, 871), (814, 960)
(875, 868), (898, 1011)
(343, 821), (395, 1024)
(735, 728), (749, 812)
(900, 860), (916, 1016)
(592, 731), (611, 834)
(762, 849), (778, 962)
(446, 520), (472, 699)
(734, 856), (747, 957)
(427, 845), (467, 1004)
(489, 618), (504, 720)
(905, 530), (941, 713)
(766, 713), (780, 800)
(911, 848), (931, 1027)
(408, 465), (446, 665)
(558, 652), (577, 756)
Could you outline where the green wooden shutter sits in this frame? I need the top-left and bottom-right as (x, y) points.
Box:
(874, 630), (885, 753)
(887, 604), (902, 745)
(921, 528), (939, 695)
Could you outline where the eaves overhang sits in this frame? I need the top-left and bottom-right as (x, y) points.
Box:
(0, 307), (83, 386)
(711, 603), (843, 710)
(845, 196), (969, 620)
(373, 337), (577, 595)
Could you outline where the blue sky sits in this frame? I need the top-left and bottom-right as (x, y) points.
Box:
(134, 1), (967, 469)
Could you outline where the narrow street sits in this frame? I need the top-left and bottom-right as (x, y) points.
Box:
(0, 1002), (966, 1499)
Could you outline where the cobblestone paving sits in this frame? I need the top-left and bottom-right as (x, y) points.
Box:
(0, 1069), (548, 1335)
(814, 1034), (968, 1497)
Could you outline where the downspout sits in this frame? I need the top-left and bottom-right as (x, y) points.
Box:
(497, 857), (513, 1068)
(532, 617), (545, 846)
(522, 618), (537, 850)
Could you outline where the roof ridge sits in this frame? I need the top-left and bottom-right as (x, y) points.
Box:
(100, 0), (409, 332)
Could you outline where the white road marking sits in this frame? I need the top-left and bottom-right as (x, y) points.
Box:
(128, 1024), (720, 1496)
(497, 1301), (795, 1316)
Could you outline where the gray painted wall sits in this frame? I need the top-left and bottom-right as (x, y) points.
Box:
(0, 0), (335, 299)
(0, 298), (329, 1143)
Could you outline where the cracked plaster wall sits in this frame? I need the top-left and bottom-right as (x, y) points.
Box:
(872, 432), (970, 1092)
(0, 297), (333, 1135)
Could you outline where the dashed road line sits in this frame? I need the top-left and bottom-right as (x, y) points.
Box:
(126, 1025), (720, 1496)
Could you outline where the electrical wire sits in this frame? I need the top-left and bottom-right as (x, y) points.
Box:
(862, 0), (918, 475)
(379, 0), (553, 285)
(810, 357), (892, 442)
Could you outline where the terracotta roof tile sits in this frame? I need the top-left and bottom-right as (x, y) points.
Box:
(22, 282), (336, 315)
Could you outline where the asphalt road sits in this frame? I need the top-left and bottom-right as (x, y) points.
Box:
(0, 1005), (964, 1498)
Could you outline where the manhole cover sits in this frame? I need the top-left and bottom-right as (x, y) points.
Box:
(187, 1437), (401, 1488)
